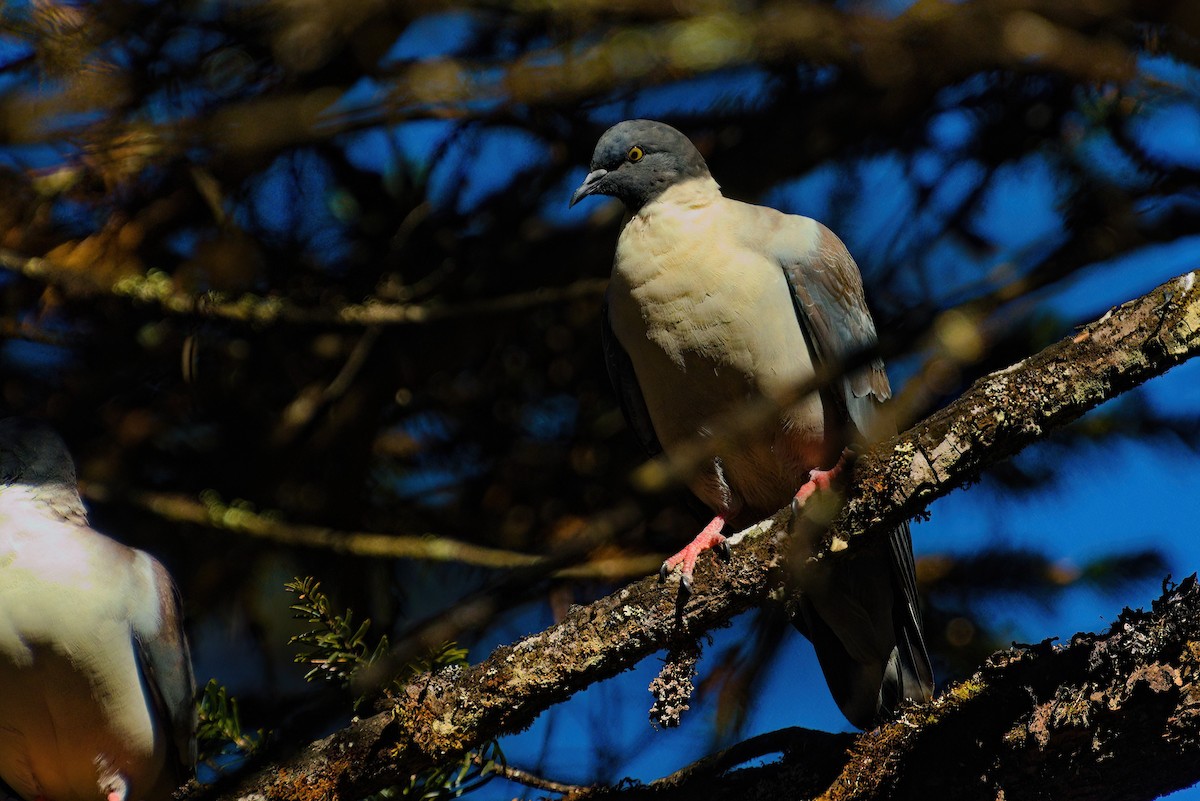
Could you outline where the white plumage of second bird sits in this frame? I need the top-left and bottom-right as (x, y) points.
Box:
(0, 420), (194, 801)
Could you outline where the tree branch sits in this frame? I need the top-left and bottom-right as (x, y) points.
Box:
(571, 726), (854, 800)
(0, 247), (606, 328)
(81, 483), (661, 579)
(192, 269), (1200, 801)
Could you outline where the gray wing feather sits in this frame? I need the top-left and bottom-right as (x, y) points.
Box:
(601, 300), (662, 457)
(779, 222), (892, 440)
(774, 217), (933, 725)
(133, 558), (197, 779)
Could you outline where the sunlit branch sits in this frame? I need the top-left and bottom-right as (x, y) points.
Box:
(0, 247), (607, 328)
(353, 502), (645, 692)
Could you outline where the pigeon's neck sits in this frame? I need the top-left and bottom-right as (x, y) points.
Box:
(3, 481), (88, 526)
(638, 177), (721, 216)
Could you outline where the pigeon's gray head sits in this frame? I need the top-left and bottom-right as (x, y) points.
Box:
(570, 120), (711, 211)
(0, 418), (85, 521)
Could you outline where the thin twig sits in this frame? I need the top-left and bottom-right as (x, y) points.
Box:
(558, 727), (853, 799)
(648, 727), (853, 789)
(471, 753), (587, 796)
(354, 502), (644, 693)
(272, 326), (382, 445)
(78, 482), (660, 579)
(190, 0), (1138, 154)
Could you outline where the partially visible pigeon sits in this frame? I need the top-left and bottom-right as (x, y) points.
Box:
(572, 120), (933, 727)
(0, 419), (195, 801)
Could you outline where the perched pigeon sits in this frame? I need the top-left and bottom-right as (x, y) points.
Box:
(571, 120), (933, 727)
(0, 419), (195, 801)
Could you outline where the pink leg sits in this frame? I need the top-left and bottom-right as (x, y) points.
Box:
(659, 515), (731, 595)
(99, 769), (128, 801)
(793, 449), (852, 509)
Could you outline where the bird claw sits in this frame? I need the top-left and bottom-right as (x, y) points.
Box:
(660, 562), (696, 598)
(659, 515), (725, 597)
(715, 539), (732, 562)
(659, 562), (694, 598)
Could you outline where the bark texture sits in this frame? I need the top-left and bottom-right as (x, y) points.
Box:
(194, 269), (1200, 801)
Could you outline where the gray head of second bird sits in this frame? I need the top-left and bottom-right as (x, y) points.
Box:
(0, 418), (86, 521)
(570, 120), (711, 212)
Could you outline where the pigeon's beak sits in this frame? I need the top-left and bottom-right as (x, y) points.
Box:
(570, 169), (608, 207)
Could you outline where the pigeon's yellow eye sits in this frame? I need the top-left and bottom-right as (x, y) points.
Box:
(627, 145), (644, 163)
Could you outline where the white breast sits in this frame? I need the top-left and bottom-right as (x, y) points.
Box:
(607, 184), (828, 515)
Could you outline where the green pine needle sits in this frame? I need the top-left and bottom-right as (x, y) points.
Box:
(284, 576), (505, 798)
(195, 679), (265, 766)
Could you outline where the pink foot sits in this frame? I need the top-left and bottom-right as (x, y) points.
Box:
(659, 515), (731, 595)
(793, 449), (852, 509)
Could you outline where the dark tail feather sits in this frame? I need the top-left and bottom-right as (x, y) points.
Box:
(793, 521), (934, 729)
(795, 598), (884, 729)
(880, 520), (934, 717)
(878, 585), (934, 721)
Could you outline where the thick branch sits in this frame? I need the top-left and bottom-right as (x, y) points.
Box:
(835, 269), (1200, 553)
(197, 269), (1200, 801)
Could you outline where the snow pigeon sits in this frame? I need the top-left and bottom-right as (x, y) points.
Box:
(571, 120), (933, 727)
(0, 419), (195, 801)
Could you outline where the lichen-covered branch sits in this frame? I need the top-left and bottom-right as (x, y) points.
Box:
(834, 269), (1200, 553)
(194, 269), (1200, 801)
(820, 576), (1200, 801)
